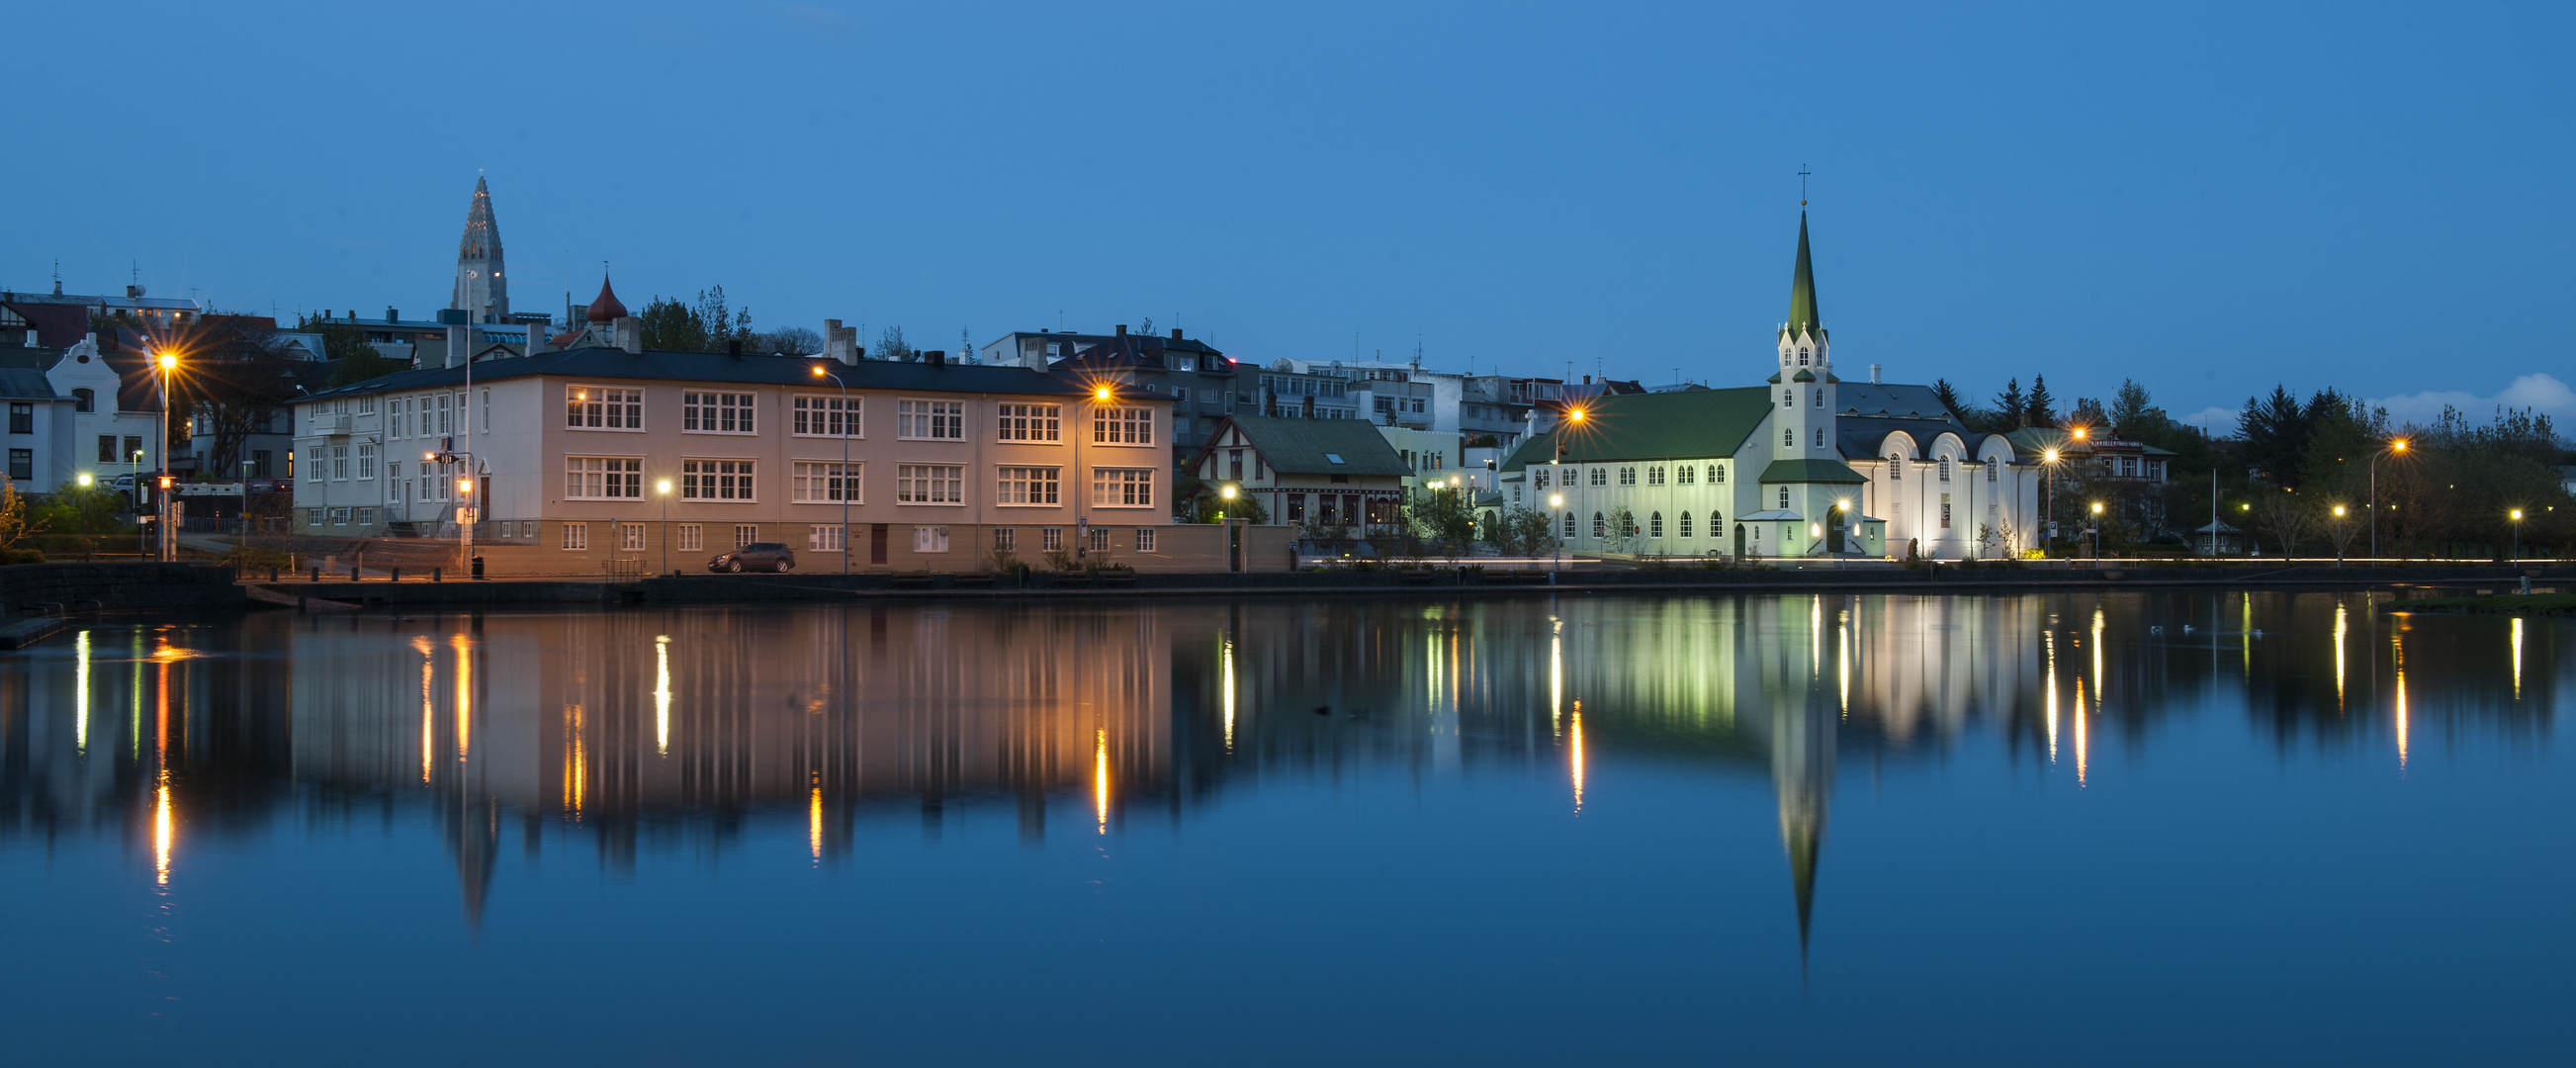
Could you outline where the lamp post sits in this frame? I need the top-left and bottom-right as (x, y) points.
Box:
(659, 479), (673, 575)
(154, 351), (176, 562)
(810, 364), (851, 574)
(2510, 508), (2524, 564)
(2370, 438), (2408, 562)
(2088, 500), (2103, 561)
(2042, 448), (2060, 558)
(1550, 492), (1564, 572)
(2333, 504), (2348, 567)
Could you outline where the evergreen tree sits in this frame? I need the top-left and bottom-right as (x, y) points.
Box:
(2109, 379), (2165, 437)
(638, 296), (705, 352)
(2236, 385), (2310, 487)
(1993, 378), (2025, 428)
(2026, 375), (2057, 428)
(2071, 397), (2108, 428)
(1930, 379), (1965, 416)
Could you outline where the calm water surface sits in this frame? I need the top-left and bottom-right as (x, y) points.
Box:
(1, 592), (2567, 1065)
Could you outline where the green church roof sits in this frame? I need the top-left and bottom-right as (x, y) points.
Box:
(1783, 212), (1823, 339)
(1499, 387), (1775, 471)
(1758, 459), (1867, 485)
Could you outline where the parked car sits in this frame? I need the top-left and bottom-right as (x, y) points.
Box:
(709, 542), (796, 573)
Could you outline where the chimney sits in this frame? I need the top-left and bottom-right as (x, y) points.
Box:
(1115, 323), (1127, 336)
(387, 307), (399, 322)
(823, 319), (857, 363)
(22, 329), (36, 347)
(1870, 363), (1882, 385)
(726, 338), (745, 359)
(1582, 375), (1591, 385)
(444, 323), (468, 368)
(1171, 328), (1183, 340)
(614, 315), (642, 355)
(925, 349), (945, 368)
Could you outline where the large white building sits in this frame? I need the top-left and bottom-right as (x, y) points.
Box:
(1497, 214), (2044, 561)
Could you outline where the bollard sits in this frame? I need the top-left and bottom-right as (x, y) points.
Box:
(311, 567), (322, 582)
(350, 567), (360, 581)
(268, 567), (278, 582)
(432, 567), (442, 582)
(391, 566), (401, 582)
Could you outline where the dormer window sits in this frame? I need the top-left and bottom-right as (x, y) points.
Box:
(1799, 349), (1810, 365)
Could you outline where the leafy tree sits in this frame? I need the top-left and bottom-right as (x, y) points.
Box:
(167, 314), (305, 471)
(2025, 375), (2057, 428)
(1408, 486), (1476, 551)
(0, 483), (46, 551)
(876, 325), (916, 362)
(757, 325), (825, 355)
(639, 286), (754, 352)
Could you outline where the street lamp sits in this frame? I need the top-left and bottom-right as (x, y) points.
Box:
(810, 364), (852, 574)
(658, 479), (673, 575)
(2088, 500), (2103, 560)
(2333, 504), (2349, 567)
(153, 350), (177, 562)
(1551, 492), (1564, 572)
(2370, 438), (2408, 562)
(2041, 448), (2061, 557)
(2511, 508), (2524, 564)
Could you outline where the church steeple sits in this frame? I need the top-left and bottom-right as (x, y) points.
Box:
(451, 175), (508, 324)
(1785, 211), (1821, 339)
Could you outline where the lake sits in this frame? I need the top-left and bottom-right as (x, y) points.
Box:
(0, 591), (2566, 1065)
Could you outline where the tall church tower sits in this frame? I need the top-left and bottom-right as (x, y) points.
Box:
(1771, 212), (1834, 462)
(451, 176), (508, 324)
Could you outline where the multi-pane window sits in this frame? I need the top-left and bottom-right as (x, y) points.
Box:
(1087, 527), (1110, 552)
(1939, 458), (1952, 482)
(682, 459), (755, 500)
(1679, 512), (1694, 538)
(1092, 468), (1153, 507)
(683, 392), (755, 433)
(1649, 512), (1663, 538)
(1092, 406), (1153, 444)
(355, 443), (376, 479)
(438, 393), (453, 435)
(1711, 464), (1725, 484)
(330, 445), (350, 481)
(1941, 493), (1953, 529)
(898, 400), (963, 440)
(1619, 467), (1636, 486)
(677, 524), (704, 552)
(1889, 455), (1904, 480)
(1646, 466), (1664, 486)
(809, 525), (844, 551)
(1534, 468), (1550, 490)
(567, 387), (644, 429)
(1592, 512), (1606, 539)
(566, 457), (644, 499)
(1987, 460), (1999, 483)
(897, 464), (963, 504)
(1134, 528), (1156, 552)
(735, 525), (758, 549)
(354, 507), (375, 526)
(562, 523), (589, 550)
(1588, 468), (1606, 487)
(1041, 527), (1063, 551)
(996, 403), (1061, 442)
(621, 523), (647, 551)
(1676, 465), (1693, 486)
(1777, 487), (1791, 508)
(996, 466), (1059, 505)
(993, 527), (1017, 551)
(793, 396), (858, 437)
(792, 462), (860, 503)
(387, 463), (403, 502)
(97, 435), (115, 463)
(914, 526), (950, 553)
(328, 507), (350, 525)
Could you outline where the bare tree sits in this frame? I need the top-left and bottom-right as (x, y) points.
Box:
(2251, 490), (2317, 559)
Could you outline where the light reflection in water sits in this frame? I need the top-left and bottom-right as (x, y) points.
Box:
(412, 636), (435, 783)
(563, 704), (586, 821)
(655, 634), (672, 756)
(1094, 728), (1110, 835)
(152, 768), (172, 887)
(2512, 617), (2524, 700)
(2044, 629), (2059, 763)
(1549, 616), (1563, 737)
(1220, 635), (1236, 751)
(2394, 636), (2409, 771)
(73, 630), (89, 756)
(809, 774), (823, 861)
(2335, 602), (2349, 710)
(1569, 701), (1586, 813)
(450, 633), (473, 762)
(2074, 676), (2089, 786)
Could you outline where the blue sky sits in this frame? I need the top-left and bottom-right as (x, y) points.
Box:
(7, 1), (2569, 430)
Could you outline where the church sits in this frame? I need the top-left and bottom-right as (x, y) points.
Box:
(1497, 214), (2044, 561)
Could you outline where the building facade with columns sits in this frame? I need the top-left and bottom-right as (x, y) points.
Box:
(1497, 213), (2043, 560)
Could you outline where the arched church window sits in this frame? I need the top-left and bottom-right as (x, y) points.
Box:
(1592, 512), (1606, 539)
(1987, 460), (1998, 482)
(1889, 455), (1903, 480)
(1563, 511), (1576, 537)
(1815, 428), (1824, 447)
(1649, 511), (1663, 538)
(1784, 429), (1795, 447)
(1777, 487), (1791, 508)
(1815, 389), (1823, 407)
(1799, 349), (1811, 366)
(1782, 391), (1794, 407)
(1939, 458), (1951, 482)
(1678, 512), (1693, 538)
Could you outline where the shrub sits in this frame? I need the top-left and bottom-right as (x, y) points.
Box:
(0, 548), (44, 565)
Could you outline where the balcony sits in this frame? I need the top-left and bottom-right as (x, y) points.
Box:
(315, 412), (352, 436)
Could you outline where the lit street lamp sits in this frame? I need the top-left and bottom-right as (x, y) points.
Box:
(2511, 508), (2524, 564)
(810, 364), (852, 574)
(154, 351), (177, 562)
(659, 479), (673, 575)
(2333, 503), (2349, 567)
(1550, 492), (1564, 573)
(2042, 448), (2061, 558)
(2088, 500), (2103, 561)
(2370, 438), (2408, 561)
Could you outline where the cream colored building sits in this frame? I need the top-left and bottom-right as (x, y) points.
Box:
(291, 345), (1185, 573)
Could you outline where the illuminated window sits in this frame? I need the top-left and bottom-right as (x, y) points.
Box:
(566, 457), (643, 499)
(1091, 467), (1154, 507)
(682, 459), (755, 500)
(996, 466), (1060, 505)
(996, 403), (1061, 442)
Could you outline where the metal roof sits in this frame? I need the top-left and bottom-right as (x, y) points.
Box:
(306, 345), (1100, 400)
(1497, 387), (1775, 471)
(1198, 415), (1411, 477)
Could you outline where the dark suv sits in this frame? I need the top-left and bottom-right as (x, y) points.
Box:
(709, 542), (796, 573)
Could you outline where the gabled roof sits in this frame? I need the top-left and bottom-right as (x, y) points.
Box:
(2004, 425), (2176, 457)
(1498, 387), (1775, 471)
(1198, 415), (1409, 478)
(1049, 331), (1231, 372)
(0, 368), (59, 400)
(1834, 383), (1953, 420)
(1758, 459), (1866, 485)
(304, 346), (1099, 400)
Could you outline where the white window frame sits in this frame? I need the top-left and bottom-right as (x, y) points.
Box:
(562, 523), (589, 550)
(792, 395), (860, 438)
(897, 464), (964, 505)
(677, 524), (704, 553)
(1091, 467), (1155, 508)
(734, 524), (758, 549)
(792, 461), (861, 504)
(897, 399), (964, 440)
(620, 523), (647, 551)
(809, 524), (845, 551)
(996, 466), (1060, 506)
(1092, 406), (1154, 445)
(995, 402), (1061, 443)
(682, 391), (757, 434)
(355, 443), (375, 479)
(913, 525), (950, 553)
(681, 458), (757, 501)
(566, 385), (645, 431)
(566, 456), (645, 500)
(1134, 528), (1156, 553)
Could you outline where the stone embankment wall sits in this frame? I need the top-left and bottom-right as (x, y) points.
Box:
(0, 563), (244, 615)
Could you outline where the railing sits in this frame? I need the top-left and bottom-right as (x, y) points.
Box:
(602, 557), (649, 578)
(315, 413), (352, 435)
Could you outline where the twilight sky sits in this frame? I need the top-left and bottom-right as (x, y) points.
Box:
(7, 1), (2569, 431)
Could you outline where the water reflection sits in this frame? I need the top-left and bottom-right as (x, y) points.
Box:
(0, 591), (2563, 942)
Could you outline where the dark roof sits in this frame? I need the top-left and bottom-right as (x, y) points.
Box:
(1758, 459), (1866, 485)
(1834, 382), (1953, 419)
(1201, 415), (1410, 477)
(0, 368), (58, 400)
(1784, 211), (1823, 340)
(1, 300), (92, 348)
(307, 346), (1098, 399)
(1839, 416), (2006, 461)
(1498, 387), (1774, 471)
(1050, 331), (1232, 373)
(2003, 425), (2177, 458)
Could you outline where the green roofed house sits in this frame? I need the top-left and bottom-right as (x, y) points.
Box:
(1496, 212), (2045, 560)
(1189, 414), (1413, 532)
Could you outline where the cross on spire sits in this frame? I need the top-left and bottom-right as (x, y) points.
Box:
(1799, 163), (1811, 207)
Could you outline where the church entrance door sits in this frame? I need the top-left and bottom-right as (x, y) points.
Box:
(1827, 504), (1848, 554)
(1733, 523), (1746, 559)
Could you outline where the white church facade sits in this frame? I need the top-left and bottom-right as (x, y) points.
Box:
(1498, 213), (2044, 561)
